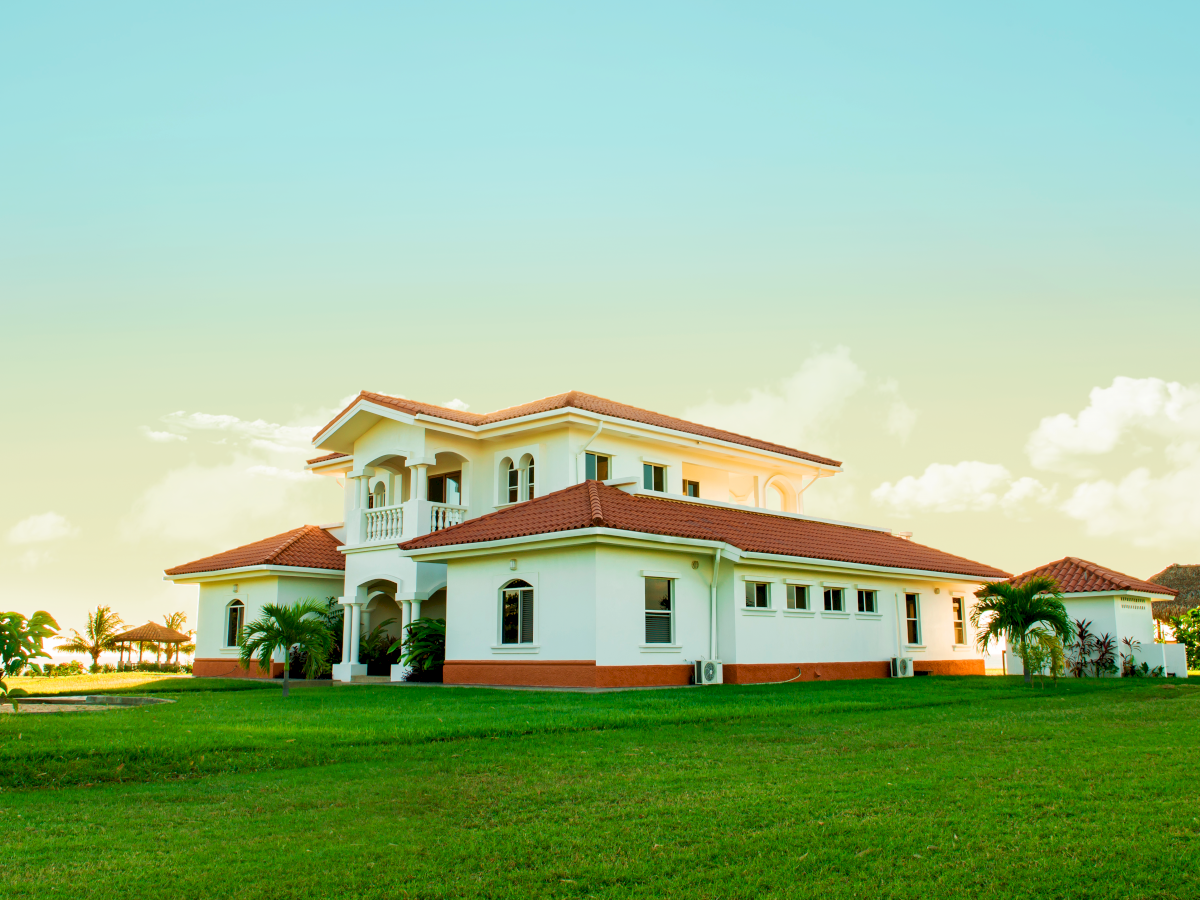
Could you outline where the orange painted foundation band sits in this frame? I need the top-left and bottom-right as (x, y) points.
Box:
(193, 658), (279, 679)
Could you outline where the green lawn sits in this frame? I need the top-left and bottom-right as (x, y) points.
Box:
(2, 676), (1197, 899)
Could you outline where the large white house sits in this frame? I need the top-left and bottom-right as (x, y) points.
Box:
(166, 390), (1012, 685)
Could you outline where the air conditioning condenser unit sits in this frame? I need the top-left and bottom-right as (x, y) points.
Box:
(890, 656), (914, 678)
(694, 659), (724, 685)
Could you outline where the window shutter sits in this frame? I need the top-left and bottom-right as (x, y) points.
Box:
(520, 589), (534, 643)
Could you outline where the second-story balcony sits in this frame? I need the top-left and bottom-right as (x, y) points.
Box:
(364, 504), (404, 543)
(430, 503), (467, 532)
(355, 499), (469, 547)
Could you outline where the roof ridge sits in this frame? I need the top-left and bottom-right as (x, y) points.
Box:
(265, 525), (314, 563)
(586, 481), (606, 527)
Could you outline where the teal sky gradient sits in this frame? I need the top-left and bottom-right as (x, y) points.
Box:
(2, 3), (1197, 643)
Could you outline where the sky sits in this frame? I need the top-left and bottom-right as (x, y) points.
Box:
(2, 3), (1198, 657)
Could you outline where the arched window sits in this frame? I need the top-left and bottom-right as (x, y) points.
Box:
(225, 600), (245, 647)
(500, 579), (534, 644)
(370, 482), (387, 509)
(520, 454), (536, 501)
(503, 459), (519, 503)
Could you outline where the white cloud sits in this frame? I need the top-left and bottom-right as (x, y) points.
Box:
(1062, 458), (1200, 547)
(443, 398), (470, 411)
(8, 512), (78, 544)
(872, 462), (1053, 516)
(1027, 376), (1200, 474)
(246, 465), (320, 482)
(160, 411), (316, 453)
(140, 427), (187, 443)
(19, 548), (51, 570)
(684, 347), (867, 450)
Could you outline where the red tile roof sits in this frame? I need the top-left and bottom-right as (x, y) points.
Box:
(314, 390), (841, 468)
(306, 451), (349, 465)
(400, 481), (1009, 580)
(165, 526), (345, 576)
(1009, 557), (1177, 597)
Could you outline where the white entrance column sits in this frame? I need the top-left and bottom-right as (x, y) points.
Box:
(391, 599), (413, 683)
(411, 597), (423, 622)
(332, 597), (367, 682)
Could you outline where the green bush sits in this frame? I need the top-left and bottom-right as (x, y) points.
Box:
(1169, 609), (1200, 670)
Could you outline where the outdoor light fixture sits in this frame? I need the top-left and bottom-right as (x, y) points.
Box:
(509, 559), (517, 570)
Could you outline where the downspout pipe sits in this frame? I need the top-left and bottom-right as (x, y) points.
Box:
(574, 420), (605, 483)
(710, 547), (722, 661)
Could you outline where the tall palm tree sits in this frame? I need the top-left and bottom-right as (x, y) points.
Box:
(55, 606), (124, 669)
(238, 599), (332, 698)
(972, 576), (1072, 684)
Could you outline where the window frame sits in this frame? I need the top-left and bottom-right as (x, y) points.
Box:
(744, 580), (770, 609)
(856, 589), (879, 614)
(499, 579), (536, 646)
(905, 593), (922, 645)
(823, 587), (846, 612)
(643, 576), (675, 645)
(643, 463), (666, 492)
(952, 596), (966, 645)
(786, 583), (810, 611)
(683, 479), (700, 498)
(428, 470), (462, 506)
(584, 452), (611, 481)
(224, 600), (245, 648)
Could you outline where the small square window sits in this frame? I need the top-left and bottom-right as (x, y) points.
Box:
(744, 581), (769, 608)
(787, 584), (809, 610)
(643, 464), (666, 492)
(585, 452), (610, 481)
(683, 480), (700, 498)
(823, 588), (844, 612)
(857, 590), (877, 613)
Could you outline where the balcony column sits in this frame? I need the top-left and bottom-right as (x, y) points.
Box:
(410, 464), (429, 501)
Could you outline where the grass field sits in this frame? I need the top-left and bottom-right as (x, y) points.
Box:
(2, 676), (1198, 899)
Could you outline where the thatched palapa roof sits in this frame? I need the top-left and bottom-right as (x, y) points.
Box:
(1149, 564), (1200, 621)
(112, 622), (191, 643)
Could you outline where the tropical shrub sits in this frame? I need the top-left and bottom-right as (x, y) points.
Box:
(1065, 619), (1097, 678)
(1168, 608), (1200, 670)
(1023, 627), (1065, 687)
(391, 618), (446, 682)
(2, 610), (60, 710)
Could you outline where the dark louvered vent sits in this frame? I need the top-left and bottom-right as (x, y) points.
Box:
(645, 612), (671, 644)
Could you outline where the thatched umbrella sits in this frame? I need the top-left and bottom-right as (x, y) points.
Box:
(112, 622), (191, 668)
(1149, 564), (1200, 622)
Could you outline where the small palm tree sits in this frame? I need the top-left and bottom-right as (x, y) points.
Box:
(238, 599), (332, 698)
(162, 612), (193, 666)
(972, 576), (1072, 684)
(56, 605), (124, 670)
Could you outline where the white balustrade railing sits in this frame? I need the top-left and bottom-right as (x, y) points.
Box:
(430, 504), (467, 532)
(364, 505), (404, 542)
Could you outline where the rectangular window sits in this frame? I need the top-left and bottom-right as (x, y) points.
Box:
(225, 604), (244, 647)
(857, 590), (877, 613)
(787, 584), (809, 610)
(643, 463), (666, 492)
(428, 472), (462, 505)
(744, 581), (769, 608)
(952, 597), (965, 644)
(526, 461), (535, 500)
(585, 452), (611, 481)
(507, 464), (519, 503)
(906, 593), (921, 644)
(644, 577), (673, 643)
(501, 585), (535, 644)
(683, 480), (700, 497)
(823, 588), (844, 611)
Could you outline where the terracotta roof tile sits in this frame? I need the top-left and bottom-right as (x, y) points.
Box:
(165, 526), (345, 576)
(314, 390), (841, 468)
(306, 451), (349, 465)
(400, 481), (1008, 580)
(1009, 557), (1177, 597)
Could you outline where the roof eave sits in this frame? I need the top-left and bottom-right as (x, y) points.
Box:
(163, 564), (346, 583)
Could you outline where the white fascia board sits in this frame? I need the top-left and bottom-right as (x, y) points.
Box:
(162, 565), (345, 584)
(416, 407), (842, 474)
(1062, 590), (1174, 601)
(401, 527), (735, 563)
(312, 400), (417, 450)
(305, 456), (352, 473)
(736, 550), (1001, 584)
(629, 489), (892, 533)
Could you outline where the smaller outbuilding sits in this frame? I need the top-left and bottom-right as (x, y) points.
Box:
(1007, 557), (1186, 678)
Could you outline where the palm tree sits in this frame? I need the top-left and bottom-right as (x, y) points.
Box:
(55, 606), (124, 670)
(162, 612), (194, 666)
(972, 576), (1072, 684)
(238, 599), (332, 698)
